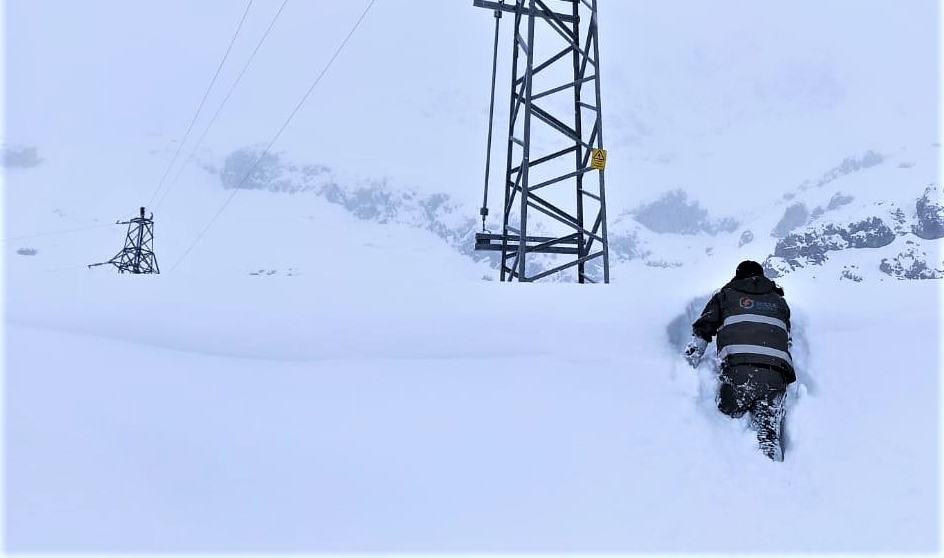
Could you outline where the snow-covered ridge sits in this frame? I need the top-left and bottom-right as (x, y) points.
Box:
(764, 185), (944, 279)
(627, 189), (739, 236)
(205, 146), (654, 281)
(203, 146), (942, 283)
(5, 267), (940, 552)
(784, 149), (884, 199)
(208, 145), (481, 252)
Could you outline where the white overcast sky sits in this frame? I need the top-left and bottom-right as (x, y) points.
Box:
(2, 0), (940, 210)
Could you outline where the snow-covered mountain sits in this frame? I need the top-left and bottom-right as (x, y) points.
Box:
(6, 139), (941, 283)
(72, 139), (940, 283)
(2, 0), (941, 552)
(5, 0), (938, 281)
(4, 132), (941, 554)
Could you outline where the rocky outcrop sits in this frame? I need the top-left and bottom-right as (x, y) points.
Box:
(215, 147), (647, 282)
(879, 240), (944, 279)
(630, 190), (738, 235)
(839, 265), (863, 282)
(608, 230), (650, 262)
(220, 147), (327, 193)
(771, 203), (810, 238)
(764, 216), (896, 276)
(827, 192), (854, 211)
(913, 185), (944, 240)
(214, 147), (939, 283)
(765, 187), (943, 281)
(811, 192), (855, 222)
(738, 230), (754, 247)
(796, 150), (884, 192)
(1, 145), (43, 168)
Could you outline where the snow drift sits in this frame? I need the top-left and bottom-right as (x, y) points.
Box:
(4, 269), (940, 552)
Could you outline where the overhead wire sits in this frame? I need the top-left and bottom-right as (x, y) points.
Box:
(154, 0), (291, 212)
(170, 0), (380, 273)
(0, 0), (262, 256)
(145, 0), (255, 208)
(42, 263), (100, 273)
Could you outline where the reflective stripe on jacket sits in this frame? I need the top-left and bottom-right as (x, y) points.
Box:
(692, 276), (795, 382)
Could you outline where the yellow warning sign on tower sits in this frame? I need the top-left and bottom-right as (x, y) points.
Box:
(590, 149), (607, 170)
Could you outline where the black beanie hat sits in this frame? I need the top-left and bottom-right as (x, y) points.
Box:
(735, 260), (765, 279)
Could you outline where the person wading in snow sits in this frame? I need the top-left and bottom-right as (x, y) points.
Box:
(684, 260), (795, 461)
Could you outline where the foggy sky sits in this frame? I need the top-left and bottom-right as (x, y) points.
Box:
(2, 0), (940, 212)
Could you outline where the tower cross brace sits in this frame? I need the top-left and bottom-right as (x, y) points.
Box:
(89, 207), (160, 274)
(474, 0), (610, 283)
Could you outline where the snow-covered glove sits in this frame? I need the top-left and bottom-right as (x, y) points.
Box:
(684, 335), (708, 368)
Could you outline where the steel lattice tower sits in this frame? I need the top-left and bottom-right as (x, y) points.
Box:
(89, 207), (160, 274)
(474, 0), (610, 283)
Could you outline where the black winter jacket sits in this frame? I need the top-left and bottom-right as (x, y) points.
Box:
(692, 275), (795, 383)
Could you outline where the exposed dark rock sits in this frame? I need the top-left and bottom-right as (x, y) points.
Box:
(632, 190), (707, 234)
(913, 185), (944, 240)
(347, 184), (395, 221)
(846, 217), (896, 248)
(645, 259), (683, 268)
(738, 230), (754, 247)
(813, 151), (883, 189)
(16, 248), (38, 256)
(891, 208), (907, 227)
(631, 189), (739, 236)
(1, 145), (43, 168)
(880, 241), (944, 279)
(220, 148), (330, 192)
(771, 203), (809, 238)
(709, 217), (740, 234)
(826, 192), (854, 211)
(785, 152), (882, 197)
(768, 216), (896, 273)
(840, 265), (863, 282)
(762, 256), (792, 278)
(608, 230), (649, 262)
(217, 147), (603, 279)
(221, 148), (284, 190)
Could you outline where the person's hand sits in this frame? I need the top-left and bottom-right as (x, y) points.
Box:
(684, 336), (708, 368)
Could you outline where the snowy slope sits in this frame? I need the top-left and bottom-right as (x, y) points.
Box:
(4, 138), (941, 283)
(3, 0), (942, 552)
(4, 269), (940, 552)
(3, 0), (939, 281)
(6, 144), (939, 551)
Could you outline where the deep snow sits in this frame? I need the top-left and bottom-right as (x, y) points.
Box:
(2, 0), (941, 552)
(3, 269), (940, 552)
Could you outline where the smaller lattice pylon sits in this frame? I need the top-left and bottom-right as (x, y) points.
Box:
(89, 207), (160, 274)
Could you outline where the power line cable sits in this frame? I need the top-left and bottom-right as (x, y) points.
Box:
(170, 0), (379, 273)
(154, 0), (291, 212)
(3, 2), (256, 250)
(146, 0), (255, 208)
(42, 263), (96, 273)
